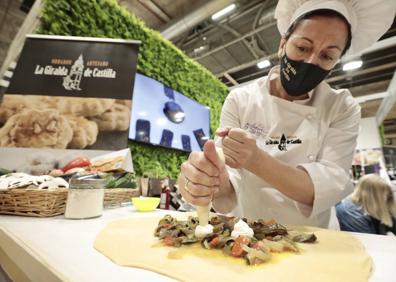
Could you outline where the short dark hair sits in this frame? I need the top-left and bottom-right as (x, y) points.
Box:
(284, 9), (352, 56)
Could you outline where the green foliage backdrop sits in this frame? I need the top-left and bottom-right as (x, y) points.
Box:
(38, 0), (228, 178)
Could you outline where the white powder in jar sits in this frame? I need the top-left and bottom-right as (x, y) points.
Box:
(65, 177), (105, 219)
(65, 188), (104, 219)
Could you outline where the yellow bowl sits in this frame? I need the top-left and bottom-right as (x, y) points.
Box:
(131, 197), (160, 212)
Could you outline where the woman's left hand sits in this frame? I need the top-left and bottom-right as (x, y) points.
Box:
(216, 127), (258, 170)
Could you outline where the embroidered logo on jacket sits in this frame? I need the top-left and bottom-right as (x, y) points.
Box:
(243, 122), (268, 138)
(265, 133), (302, 151)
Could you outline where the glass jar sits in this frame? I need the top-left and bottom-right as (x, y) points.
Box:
(65, 177), (105, 219)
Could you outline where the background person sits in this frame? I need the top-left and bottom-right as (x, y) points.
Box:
(336, 174), (396, 235)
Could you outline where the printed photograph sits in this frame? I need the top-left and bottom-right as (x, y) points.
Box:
(0, 94), (131, 150)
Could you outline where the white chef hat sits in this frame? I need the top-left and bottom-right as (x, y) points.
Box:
(275, 0), (396, 55)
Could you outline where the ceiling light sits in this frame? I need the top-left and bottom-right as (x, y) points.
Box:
(211, 4), (236, 21)
(342, 60), (363, 71)
(354, 92), (388, 104)
(193, 45), (208, 54)
(257, 59), (271, 69)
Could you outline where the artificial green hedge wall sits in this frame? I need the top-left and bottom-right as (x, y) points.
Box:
(37, 0), (229, 178)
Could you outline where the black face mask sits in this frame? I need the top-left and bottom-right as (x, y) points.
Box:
(280, 53), (331, 97)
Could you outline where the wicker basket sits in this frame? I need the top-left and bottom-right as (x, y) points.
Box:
(0, 188), (68, 217)
(104, 188), (140, 208)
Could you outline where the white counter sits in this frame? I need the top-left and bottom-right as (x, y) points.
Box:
(0, 207), (395, 282)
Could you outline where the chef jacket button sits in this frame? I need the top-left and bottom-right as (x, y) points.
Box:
(306, 114), (313, 120)
(308, 154), (315, 161)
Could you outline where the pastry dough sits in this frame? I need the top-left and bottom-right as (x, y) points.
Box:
(115, 99), (132, 107)
(94, 216), (372, 282)
(91, 156), (125, 172)
(66, 115), (98, 149)
(0, 109), (73, 148)
(0, 95), (41, 126)
(0, 95), (129, 149)
(89, 103), (130, 131)
(38, 96), (115, 117)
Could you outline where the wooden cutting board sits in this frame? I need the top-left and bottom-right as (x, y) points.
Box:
(94, 216), (372, 282)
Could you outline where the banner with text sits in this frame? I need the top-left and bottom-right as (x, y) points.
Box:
(0, 35), (140, 173)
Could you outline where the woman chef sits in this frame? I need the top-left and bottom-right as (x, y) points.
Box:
(179, 0), (396, 228)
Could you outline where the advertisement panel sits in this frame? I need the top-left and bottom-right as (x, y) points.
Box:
(0, 35), (140, 173)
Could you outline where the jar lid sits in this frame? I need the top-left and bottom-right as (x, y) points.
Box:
(69, 176), (106, 189)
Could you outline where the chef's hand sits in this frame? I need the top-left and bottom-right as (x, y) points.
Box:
(216, 127), (258, 170)
(179, 140), (230, 206)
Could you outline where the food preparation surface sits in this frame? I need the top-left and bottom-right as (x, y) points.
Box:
(95, 216), (371, 282)
(0, 207), (395, 282)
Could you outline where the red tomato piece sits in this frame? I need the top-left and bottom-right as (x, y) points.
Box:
(62, 157), (91, 172)
(163, 236), (175, 246)
(231, 236), (251, 257)
(209, 236), (220, 248)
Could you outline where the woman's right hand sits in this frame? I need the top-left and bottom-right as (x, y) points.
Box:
(179, 140), (230, 207)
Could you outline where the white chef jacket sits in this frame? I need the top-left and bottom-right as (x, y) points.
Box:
(216, 68), (361, 228)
